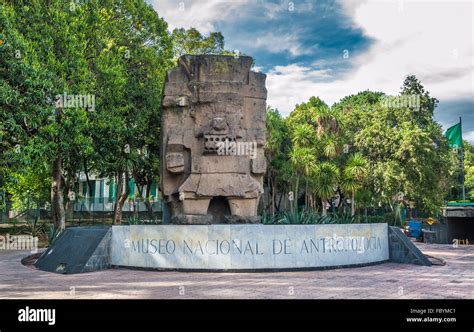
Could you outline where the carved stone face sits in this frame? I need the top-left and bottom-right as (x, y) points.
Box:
(204, 116), (234, 154)
(211, 117), (227, 131)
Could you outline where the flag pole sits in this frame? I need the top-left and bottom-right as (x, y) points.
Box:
(460, 117), (466, 200)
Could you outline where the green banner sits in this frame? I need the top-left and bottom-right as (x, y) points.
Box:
(445, 122), (462, 149)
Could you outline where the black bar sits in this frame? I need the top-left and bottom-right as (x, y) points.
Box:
(0, 300), (472, 330)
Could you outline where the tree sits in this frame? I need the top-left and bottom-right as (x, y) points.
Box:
(352, 80), (450, 215)
(1, 1), (94, 231)
(310, 162), (339, 216)
(1, 0), (174, 228)
(400, 74), (438, 127)
(340, 153), (368, 216)
(171, 28), (226, 58)
(448, 140), (474, 201)
(464, 141), (474, 200)
(332, 90), (384, 143)
(330, 83), (451, 216)
(87, 0), (173, 224)
(289, 145), (316, 211)
(287, 96), (326, 129)
(265, 106), (289, 216)
(4, 168), (50, 213)
(287, 97), (343, 212)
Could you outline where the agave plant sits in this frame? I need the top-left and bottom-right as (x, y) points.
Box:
(265, 209), (358, 225)
(47, 224), (62, 246)
(126, 215), (141, 225)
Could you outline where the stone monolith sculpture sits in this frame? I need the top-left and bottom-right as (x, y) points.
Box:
(161, 55), (267, 224)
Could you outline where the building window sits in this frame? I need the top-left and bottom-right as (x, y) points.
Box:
(150, 181), (157, 201)
(108, 178), (115, 202)
(99, 180), (104, 204)
(128, 178), (135, 199)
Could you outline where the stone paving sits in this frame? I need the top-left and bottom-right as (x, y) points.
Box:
(0, 242), (472, 299)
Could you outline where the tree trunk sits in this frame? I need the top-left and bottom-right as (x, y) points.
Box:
(114, 170), (130, 224)
(276, 191), (283, 212)
(51, 157), (66, 231)
(388, 200), (394, 211)
(337, 188), (344, 208)
(270, 176), (275, 217)
(305, 179), (308, 210)
(113, 173), (121, 223)
(351, 191), (356, 216)
(144, 182), (154, 221)
(64, 178), (73, 221)
(321, 198), (327, 216)
(133, 174), (144, 219)
(83, 159), (93, 197)
(294, 175), (300, 210)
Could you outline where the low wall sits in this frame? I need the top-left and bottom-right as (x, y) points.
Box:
(111, 223), (389, 270)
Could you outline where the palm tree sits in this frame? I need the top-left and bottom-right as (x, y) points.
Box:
(290, 123), (317, 210)
(340, 153), (368, 216)
(265, 107), (286, 216)
(310, 162), (339, 215)
(319, 133), (343, 159)
(315, 107), (344, 138)
(289, 146), (316, 212)
(291, 123), (314, 147)
(287, 101), (345, 215)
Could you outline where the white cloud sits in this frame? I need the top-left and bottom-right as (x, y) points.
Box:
(254, 33), (312, 56)
(266, 0), (474, 115)
(260, 0), (315, 18)
(152, 0), (316, 56)
(270, 64), (332, 78)
(259, 1), (287, 19)
(464, 131), (474, 144)
(149, 0), (249, 34)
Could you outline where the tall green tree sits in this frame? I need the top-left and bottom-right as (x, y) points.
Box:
(400, 74), (438, 128)
(265, 106), (290, 216)
(448, 140), (474, 201)
(464, 142), (474, 200)
(352, 78), (450, 215)
(287, 97), (344, 213)
(1, 0), (94, 230)
(1, 0), (174, 228)
(87, 0), (173, 224)
(340, 152), (368, 216)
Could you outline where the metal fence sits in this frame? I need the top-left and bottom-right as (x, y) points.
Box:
(71, 196), (163, 224)
(0, 196), (163, 225)
(73, 196), (162, 213)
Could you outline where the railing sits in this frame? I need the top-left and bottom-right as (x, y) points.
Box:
(73, 197), (163, 213)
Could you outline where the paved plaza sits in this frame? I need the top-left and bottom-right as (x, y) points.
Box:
(0, 242), (472, 299)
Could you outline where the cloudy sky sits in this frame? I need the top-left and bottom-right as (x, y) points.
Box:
(149, 0), (474, 142)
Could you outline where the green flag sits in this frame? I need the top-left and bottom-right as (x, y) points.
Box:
(445, 122), (462, 148)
